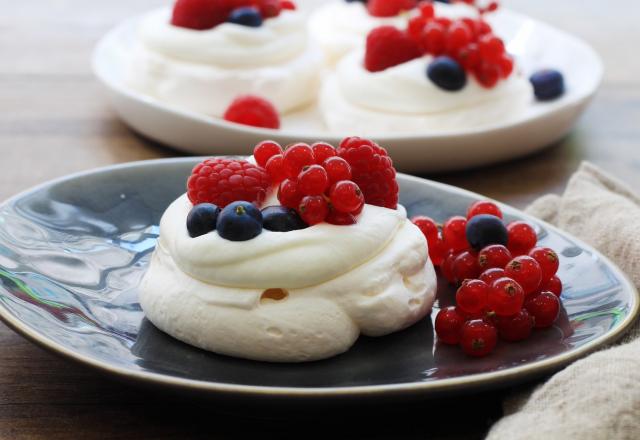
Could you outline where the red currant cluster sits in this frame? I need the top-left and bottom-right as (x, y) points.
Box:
(412, 200), (563, 357)
(406, 1), (513, 87)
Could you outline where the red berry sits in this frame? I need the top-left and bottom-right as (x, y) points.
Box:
(407, 16), (426, 40)
(506, 221), (537, 256)
(253, 140), (283, 167)
(488, 277), (525, 317)
(171, 0), (229, 30)
(505, 255), (543, 296)
(528, 247), (560, 283)
(322, 157), (352, 184)
(187, 158), (270, 208)
(259, 0), (282, 17)
(498, 54), (514, 78)
(479, 267), (507, 285)
(412, 216), (439, 244)
(326, 210), (357, 225)
(456, 43), (480, 71)
(459, 320), (497, 357)
(452, 250), (481, 283)
(442, 216), (469, 252)
(265, 154), (286, 183)
(311, 142), (337, 165)
(429, 235), (446, 267)
(525, 291), (560, 328)
(467, 200), (503, 219)
(435, 306), (465, 345)
(420, 21), (446, 55)
(446, 20), (472, 52)
(435, 17), (452, 28)
(280, 0), (296, 10)
(541, 275), (563, 298)
(367, 0), (416, 17)
(474, 19), (492, 36)
(478, 34), (505, 63)
(474, 62), (501, 88)
(365, 26), (422, 72)
(441, 251), (459, 284)
(477, 244), (512, 270)
(418, 1), (435, 19)
(223, 95), (280, 129)
(456, 279), (489, 315)
(298, 165), (329, 196)
(329, 181), (365, 214)
(496, 309), (533, 342)
(337, 137), (398, 209)
(283, 143), (315, 179)
(277, 178), (302, 209)
(298, 195), (329, 225)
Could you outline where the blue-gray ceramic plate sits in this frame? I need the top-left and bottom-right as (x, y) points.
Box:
(0, 158), (637, 402)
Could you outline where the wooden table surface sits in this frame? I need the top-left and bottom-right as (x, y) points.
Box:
(1, 0), (639, 438)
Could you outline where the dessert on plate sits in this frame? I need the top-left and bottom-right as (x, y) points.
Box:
(126, 0), (323, 120)
(139, 137), (438, 362)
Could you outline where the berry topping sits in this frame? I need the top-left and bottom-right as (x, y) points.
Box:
(223, 95), (280, 129)
(187, 158), (270, 208)
(478, 244), (512, 270)
(261, 205), (307, 232)
(465, 214), (508, 251)
(427, 56), (467, 91)
(323, 157), (352, 184)
(506, 221), (537, 256)
(364, 26), (422, 73)
(277, 178), (302, 209)
(505, 256), (543, 296)
(298, 195), (329, 225)
(216, 201), (263, 241)
(479, 267), (507, 285)
(530, 69), (565, 101)
(412, 216), (446, 266)
(329, 181), (365, 214)
(265, 154), (286, 183)
(525, 291), (560, 328)
(337, 137), (398, 209)
(488, 277), (525, 317)
(253, 140), (283, 167)
(258, 0), (282, 18)
(541, 275), (563, 298)
(227, 6), (263, 27)
(298, 165), (330, 196)
(311, 142), (337, 165)
(367, 0), (417, 17)
(171, 0), (229, 30)
(442, 216), (469, 252)
(456, 279), (489, 316)
(495, 309), (533, 342)
(283, 143), (315, 178)
(460, 320), (497, 357)
(467, 200), (503, 219)
(435, 306), (466, 345)
(281, 0), (296, 10)
(326, 210), (357, 226)
(452, 250), (481, 283)
(528, 247), (560, 283)
(186, 203), (221, 238)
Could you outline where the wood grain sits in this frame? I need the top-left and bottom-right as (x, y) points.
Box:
(0, 0), (638, 438)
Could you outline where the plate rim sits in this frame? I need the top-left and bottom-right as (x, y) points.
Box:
(0, 158), (637, 399)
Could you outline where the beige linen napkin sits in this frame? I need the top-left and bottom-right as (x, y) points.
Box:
(487, 162), (640, 440)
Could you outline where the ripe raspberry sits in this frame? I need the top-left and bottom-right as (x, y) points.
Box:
(223, 95), (280, 129)
(171, 0), (229, 30)
(187, 158), (270, 208)
(337, 137), (398, 209)
(365, 26), (422, 73)
(367, 0), (416, 17)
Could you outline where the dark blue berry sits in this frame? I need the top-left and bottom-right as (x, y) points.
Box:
(530, 69), (565, 101)
(216, 201), (263, 241)
(427, 56), (467, 91)
(187, 203), (220, 238)
(466, 214), (508, 251)
(262, 206), (308, 232)
(227, 7), (263, 27)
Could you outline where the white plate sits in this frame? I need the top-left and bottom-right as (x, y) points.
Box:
(92, 9), (602, 173)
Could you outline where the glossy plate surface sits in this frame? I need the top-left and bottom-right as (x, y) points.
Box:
(0, 159), (636, 401)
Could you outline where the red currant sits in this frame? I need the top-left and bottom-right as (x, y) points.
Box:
(298, 195), (329, 225)
(277, 178), (301, 209)
(446, 20), (472, 52)
(435, 306), (465, 345)
(322, 157), (352, 184)
(412, 216), (445, 266)
(467, 200), (503, 219)
(479, 267), (506, 285)
(474, 19), (492, 35)
(528, 247), (559, 283)
(429, 235), (446, 267)
(525, 291), (560, 328)
(456, 43), (480, 71)
(459, 320), (497, 357)
(311, 142), (336, 165)
(488, 277), (525, 317)
(442, 216), (469, 252)
(408, 15), (426, 39)
(478, 245), (512, 270)
(474, 61), (501, 88)
(496, 309), (533, 342)
(281, 0), (295, 10)
(541, 275), (563, 297)
(297, 165), (329, 196)
(456, 279), (489, 315)
(506, 221), (537, 256)
(441, 250), (459, 284)
(253, 140), (283, 167)
(418, 1), (435, 19)
(326, 210), (357, 225)
(283, 143), (314, 178)
(329, 181), (364, 214)
(505, 256), (542, 295)
(452, 250), (481, 283)
(498, 54), (514, 78)
(421, 21), (446, 55)
(478, 34), (505, 63)
(265, 154), (286, 183)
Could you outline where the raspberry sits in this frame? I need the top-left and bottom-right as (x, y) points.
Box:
(528, 247), (560, 283)
(525, 291), (560, 328)
(365, 26), (422, 73)
(467, 200), (503, 219)
(435, 306), (465, 345)
(478, 244), (512, 270)
(298, 196), (329, 225)
(541, 275), (563, 298)
(277, 178), (302, 209)
(456, 279), (489, 315)
(323, 157), (352, 184)
(505, 256), (542, 296)
(337, 137), (398, 209)
(460, 320), (497, 357)
(506, 221), (537, 256)
(329, 181), (364, 214)
(265, 154), (286, 183)
(496, 309), (533, 342)
(442, 216), (469, 252)
(171, 0), (229, 30)
(283, 143), (315, 178)
(452, 250), (481, 283)
(187, 158), (270, 208)
(479, 267), (507, 285)
(298, 165), (329, 196)
(253, 140), (282, 167)
(311, 142), (337, 165)
(367, 0), (416, 17)
(488, 277), (525, 317)
(223, 95), (280, 129)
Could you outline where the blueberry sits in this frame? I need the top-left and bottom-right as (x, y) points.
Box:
(427, 56), (467, 91)
(227, 7), (263, 27)
(187, 203), (220, 238)
(216, 201), (263, 241)
(530, 69), (565, 101)
(466, 214), (508, 251)
(262, 206), (308, 232)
